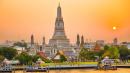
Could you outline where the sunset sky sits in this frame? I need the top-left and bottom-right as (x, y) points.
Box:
(0, 0), (130, 44)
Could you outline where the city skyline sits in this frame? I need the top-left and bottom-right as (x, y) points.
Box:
(0, 0), (130, 44)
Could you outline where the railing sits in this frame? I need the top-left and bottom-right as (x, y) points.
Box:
(40, 62), (98, 66)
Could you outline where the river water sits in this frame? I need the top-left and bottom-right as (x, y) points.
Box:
(12, 68), (130, 73)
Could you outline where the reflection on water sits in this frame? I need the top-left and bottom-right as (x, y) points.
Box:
(13, 68), (130, 73)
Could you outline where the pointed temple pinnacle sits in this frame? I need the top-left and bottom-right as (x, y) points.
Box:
(59, 2), (60, 6)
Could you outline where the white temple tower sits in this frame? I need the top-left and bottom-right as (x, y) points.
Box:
(44, 3), (75, 58)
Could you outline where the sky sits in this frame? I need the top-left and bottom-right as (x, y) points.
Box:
(0, 0), (130, 44)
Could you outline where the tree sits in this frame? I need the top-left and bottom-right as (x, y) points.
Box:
(0, 55), (5, 62)
(129, 49), (130, 55)
(102, 46), (120, 59)
(79, 47), (89, 60)
(88, 51), (97, 60)
(15, 52), (32, 64)
(13, 42), (27, 47)
(74, 48), (77, 50)
(0, 47), (18, 60)
(104, 45), (109, 51)
(118, 46), (129, 60)
(98, 50), (105, 57)
(59, 55), (67, 62)
(32, 55), (43, 63)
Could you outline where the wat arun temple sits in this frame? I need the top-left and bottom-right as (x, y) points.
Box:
(42, 4), (76, 59)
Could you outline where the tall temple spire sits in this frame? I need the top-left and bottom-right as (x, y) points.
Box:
(76, 34), (80, 47)
(57, 3), (61, 18)
(81, 35), (84, 47)
(51, 3), (66, 39)
(31, 34), (34, 45)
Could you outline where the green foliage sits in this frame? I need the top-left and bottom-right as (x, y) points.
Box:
(0, 47), (18, 60)
(84, 42), (87, 44)
(118, 46), (129, 60)
(13, 42), (29, 51)
(59, 55), (67, 62)
(129, 49), (130, 55)
(15, 52), (32, 64)
(104, 45), (109, 51)
(74, 48), (77, 50)
(13, 42), (27, 47)
(79, 47), (89, 60)
(0, 55), (5, 62)
(102, 46), (120, 59)
(32, 55), (43, 63)
(15, 52), (50, 64)
(79, 47), (97, 60)
(43, 58), (51, 63)
(98, 50), (105, 57)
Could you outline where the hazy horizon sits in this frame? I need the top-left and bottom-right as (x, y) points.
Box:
(0, 0), (130, 44)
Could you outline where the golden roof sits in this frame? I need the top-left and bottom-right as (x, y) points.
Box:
(52, 51), (67, 60)
(91, 42), (102, 51)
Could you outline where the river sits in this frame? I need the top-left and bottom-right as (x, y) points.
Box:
(12, 68), (130, 73)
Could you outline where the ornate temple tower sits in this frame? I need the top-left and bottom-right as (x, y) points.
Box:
(42, 36), (45, 51)
(52, 3), (67, 40)
(81, 35), (84, 47)
(76, 34), (80, 47)
(29, 34), (36, 56)
(44, 3), (75, 59)
(48, 3), (70, 47)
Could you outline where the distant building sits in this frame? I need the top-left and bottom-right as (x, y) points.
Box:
(1, 40), (13, 47)
(96, 40), (105, 45)
(126, 43), (130, 49)
(121, 42), (130, 49)
(21, 40), (25, 43)
(105, 43), (114, 46)
(114, 38), (117, 45)
(85, 42), (96, 51)
(5, 40), (13, 46)
(13, 41), (19, 44)
(121, 42), (127, 46)
(13, 46), (25, 54)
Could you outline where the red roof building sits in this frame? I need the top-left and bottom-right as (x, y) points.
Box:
(36, 52), (47, 59)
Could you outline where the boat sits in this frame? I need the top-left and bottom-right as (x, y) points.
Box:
(95, 64), (117, 70)
(26, 65), (47, 72)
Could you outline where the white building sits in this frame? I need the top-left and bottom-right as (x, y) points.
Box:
(114, 38), (117, 45)
(21, 40), (25, 43)
(121, 42), (130, 49)
(13, 46), (25, 54)
(5, 40), (13, 46)
(85, 42), (96, 51)
(105, 43), (114, 46)
(13, 41), (19, 44)
(126, 43), (130, 49)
